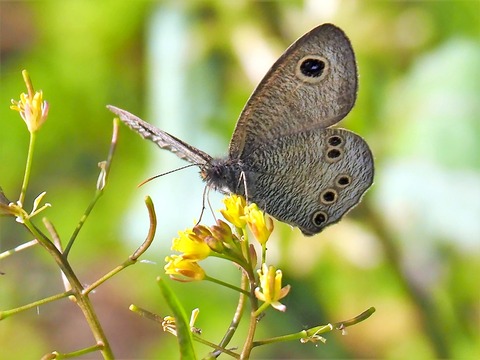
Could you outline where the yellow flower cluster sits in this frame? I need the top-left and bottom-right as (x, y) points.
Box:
(164, 195), (289, 312)
(164, 216), (245, 281)
(164, 194), (274, 281)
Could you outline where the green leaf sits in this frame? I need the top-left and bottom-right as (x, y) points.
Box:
(157, 277), (197, 360)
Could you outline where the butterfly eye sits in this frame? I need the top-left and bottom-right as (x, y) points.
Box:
(312, 210), (328, 227)
(295, 55), (329, 83)
(320, 189), (338, 204)
(335, 174), (351, 188)
(328, 135), (343, 146)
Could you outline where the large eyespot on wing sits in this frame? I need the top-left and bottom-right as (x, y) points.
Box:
(228, 23), (358, 160)
(295, 55), (329, 83)
(107, 105), (212, 165)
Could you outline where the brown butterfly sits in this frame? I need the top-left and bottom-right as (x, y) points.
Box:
(108, 24), (373, 235)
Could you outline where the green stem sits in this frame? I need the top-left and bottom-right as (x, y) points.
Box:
(252, 307), (375, 348)
(84, 196), (156, 295)
(64, 189), (101, 256)
(1, 291), (73, 320)
(19, 131), (36, 206)
(238, 256), (261, 357)
(204, 275), (249, 296)
(253, 324), (333, 347)
(240, 305), (257, 359)
(332, 306), (375, 330)
(261, 244), (266, 265)
(64, 119), (118, 257)
(252, 302), (269, 318)
(213, 274), (248, 357)
(129, 305), (164, 323)
(23, 220), (114, 359)
(240, 271), (260, 359)
(193, 334), (240, 358)
(41, 343), (106, 360)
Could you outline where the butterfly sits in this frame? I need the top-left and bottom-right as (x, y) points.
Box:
(108, 24), (373, 235)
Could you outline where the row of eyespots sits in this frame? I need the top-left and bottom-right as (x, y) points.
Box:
(318, 174), (352, 206)
(311, 177), (351, 229)
(311, 135), (352, 229)
(325, 134), (344, 163)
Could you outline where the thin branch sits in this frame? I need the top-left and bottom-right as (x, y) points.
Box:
(64, 119), (119, 257)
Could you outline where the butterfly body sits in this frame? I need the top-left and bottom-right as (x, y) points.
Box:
(108, 23), (374, 235)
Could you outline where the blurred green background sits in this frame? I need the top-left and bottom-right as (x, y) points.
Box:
(1, 1), (479, 359)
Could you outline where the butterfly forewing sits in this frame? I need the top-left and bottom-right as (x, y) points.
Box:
(229, 24), (357, 160)
(107, 105), (212, 165)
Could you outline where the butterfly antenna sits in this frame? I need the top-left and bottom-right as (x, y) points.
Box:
(137, 163), (198, 187)
(206, 186), (217, 222)
(195, 185), (209, 226)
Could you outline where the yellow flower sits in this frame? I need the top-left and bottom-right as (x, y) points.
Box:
(172, 228), (211, 261)
(243, 203), (274, 245)
(164, 255), (206, 282)
(191, 224), (225, 253)
(220, 194), (247, 228)
(10, 70), (49, 133)
(162, 315), (177, 336)
(162, 308), (201, 336)
(210, 219), (238, 246)
(255, 263), (290, 312)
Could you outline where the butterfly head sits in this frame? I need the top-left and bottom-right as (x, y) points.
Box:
(201, 158), (244, 195)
